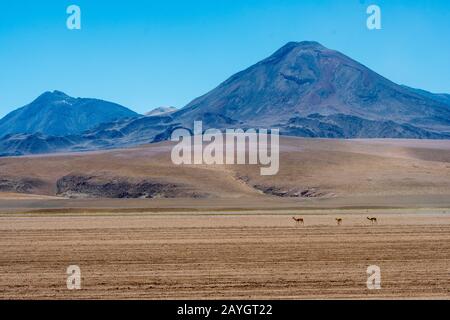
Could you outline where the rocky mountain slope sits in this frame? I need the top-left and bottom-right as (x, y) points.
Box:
(174, 41), (450, 135)
(0, 90), (138, 137)
(145, 106), (178, 116)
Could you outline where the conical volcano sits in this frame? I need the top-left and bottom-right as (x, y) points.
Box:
(174, 41), (450, 137)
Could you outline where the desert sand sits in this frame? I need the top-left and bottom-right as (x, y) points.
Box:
(0, 137), (449, 203)
(0, 209), (449, 299)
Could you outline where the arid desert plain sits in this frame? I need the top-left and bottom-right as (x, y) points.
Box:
(1, 137), (449, 299)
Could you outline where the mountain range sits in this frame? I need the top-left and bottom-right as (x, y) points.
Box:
(1, 41), (449, 156)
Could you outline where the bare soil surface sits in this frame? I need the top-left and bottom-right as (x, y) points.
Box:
(1, 210), (449, 299)
(1, 138), (449, 204)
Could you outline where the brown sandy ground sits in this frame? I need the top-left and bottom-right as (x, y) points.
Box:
(0, 209), (449, 300)
(0, 138), (449, 204)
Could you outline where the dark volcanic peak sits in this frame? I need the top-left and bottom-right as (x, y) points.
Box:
(275, 40), (326, 52)
(30, 90), (72, 105)
(36, 90), (70, 98)
(256, 41), (329, 69)
(175, 41), (450, 133)
(278, 41), (324, 51)
(0, 91), (139, 137)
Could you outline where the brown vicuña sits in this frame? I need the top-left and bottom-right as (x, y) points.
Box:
(367, 217), (378, 225)
(292, 217), (304, 225)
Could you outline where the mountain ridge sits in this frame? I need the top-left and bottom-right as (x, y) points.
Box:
(0, 90), (139, 137)
(0, 41), (449, 156)
(145, 106), (178, 116)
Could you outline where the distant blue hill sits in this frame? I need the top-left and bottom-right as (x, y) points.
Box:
(0, 90), (139, 137)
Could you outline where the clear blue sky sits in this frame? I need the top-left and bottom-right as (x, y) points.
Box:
(0, 0), (449, 118)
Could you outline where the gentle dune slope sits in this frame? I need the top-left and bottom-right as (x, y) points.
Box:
(0, 137), (449, 208)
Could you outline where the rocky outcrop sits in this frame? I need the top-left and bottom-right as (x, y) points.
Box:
(56, 174), (208, 199)
(236, 175), (332, 198)
(253, 184), (330, 198)
(145, 106), (178, 116)
(280, 114), (450, 139)
(0, 176), (46, 193)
